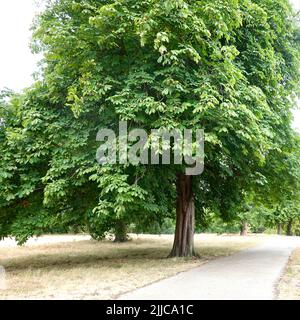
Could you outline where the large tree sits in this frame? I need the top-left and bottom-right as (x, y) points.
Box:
(0, 0), (299, 256)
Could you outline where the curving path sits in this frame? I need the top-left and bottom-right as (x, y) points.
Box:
(118, 236), (300, 300)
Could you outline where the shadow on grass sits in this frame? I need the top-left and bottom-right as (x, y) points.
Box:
(1, 238), (246, 272)
(2, 242), (174, 271)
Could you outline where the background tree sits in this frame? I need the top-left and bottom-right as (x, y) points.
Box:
(261, 132), (300, 236)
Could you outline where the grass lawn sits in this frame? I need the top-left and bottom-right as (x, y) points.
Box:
(0, 234), (263, 300)
(278, 247), (300, 300)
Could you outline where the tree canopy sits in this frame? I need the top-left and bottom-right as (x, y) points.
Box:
(0, 0), (299, 255)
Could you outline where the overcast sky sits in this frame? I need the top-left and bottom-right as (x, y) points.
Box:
(0, 0), (299, 131)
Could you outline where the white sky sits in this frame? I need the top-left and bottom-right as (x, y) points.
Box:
(0, 0), (41, 92)
(0, 0), (299, 131)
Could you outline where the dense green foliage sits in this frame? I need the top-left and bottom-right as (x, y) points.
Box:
(0, 0), (299, 244)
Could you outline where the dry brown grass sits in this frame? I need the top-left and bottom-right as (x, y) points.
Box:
(0, 233), (263, 300)
(278, 247), (300, 300)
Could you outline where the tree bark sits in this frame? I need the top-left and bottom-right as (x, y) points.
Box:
(240, 222), (249, 236)
(169, 173), (196, 258)
(277, 223), (282, 235)
(114, 219), (128, 242)
(286, 219), (293, 237)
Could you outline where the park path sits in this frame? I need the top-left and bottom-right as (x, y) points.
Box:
(118, 236), (300, 300)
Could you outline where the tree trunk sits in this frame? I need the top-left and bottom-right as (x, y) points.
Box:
(169, 174), (196, 258)
(240, 222), (249, 236)
(114, 219), (128, 242)
(277, 223), (282, 235)
(286, 219), (293, 237)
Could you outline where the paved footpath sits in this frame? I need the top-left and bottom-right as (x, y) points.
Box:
(118, 236), (300, 300)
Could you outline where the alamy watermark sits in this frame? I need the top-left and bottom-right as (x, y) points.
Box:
(96, 122), (204, 176)
(0, 266), (6, 290)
